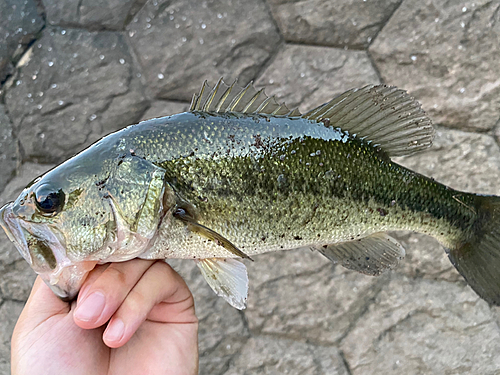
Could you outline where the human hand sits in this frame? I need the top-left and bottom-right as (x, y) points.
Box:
(11, 259), (198, 375)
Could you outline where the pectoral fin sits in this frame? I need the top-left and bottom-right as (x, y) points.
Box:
(317, 232), (405, 276)
(173, 208), (253, 260)
(196, 258), (249, 309)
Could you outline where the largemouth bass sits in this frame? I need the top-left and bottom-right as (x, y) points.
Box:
(1, 79), (499, 309)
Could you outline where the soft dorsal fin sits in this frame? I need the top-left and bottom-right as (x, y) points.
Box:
(190, 78), (301, 116)
(302, 85), (435, 157)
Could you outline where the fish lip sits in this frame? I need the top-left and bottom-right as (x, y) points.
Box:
(0, 203), (32, 265)
(0, 203), (87, 300)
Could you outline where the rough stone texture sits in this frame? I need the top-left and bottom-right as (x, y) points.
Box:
(43, 0), (147, 31)
(370, 0), (500, 131)
(340, 276), (500, 374)
(4, 27), (148, 163)
(126, 0), (281, 101)
(223, 336), (349, 375)
(140, 100), (190, 121)
(1, 1), (500, 374)
(255, 44), (380, 111)
(246, 250), (386, 344)
(0, 0), (44, 85)
(0, 105), (18, 193)
(268, 0), (401, 48)
(0, 301), (24, 374)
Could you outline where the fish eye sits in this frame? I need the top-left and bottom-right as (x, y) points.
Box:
(34, 185), (65, 215)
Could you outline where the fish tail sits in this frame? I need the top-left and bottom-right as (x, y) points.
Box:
(447, 195), (500, 305)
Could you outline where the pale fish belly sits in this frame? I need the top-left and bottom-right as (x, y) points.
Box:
(140, 194), (462, 260)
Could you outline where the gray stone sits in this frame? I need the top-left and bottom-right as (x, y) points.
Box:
(268, 0), (400, 48)
(340, 275), (500, 374)
(4, 27), (149, 163)
(0, 0), (44, 84)
(394, 128), (500, 196)
(255, 44), (380, 111)
(126, 0), (281, 101)
(140, 101), (190, 121)
(0, 105), (18, 193)
(43, 0), (147, 31)
(370, 0), (500, 131)
(245, 249), (387, 345)
(0, 300), (24, 375)
(222, 335), (349, 375)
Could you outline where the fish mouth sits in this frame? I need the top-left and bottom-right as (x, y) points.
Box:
(0, 203), (95, 300)
(0, 203), (32, 265)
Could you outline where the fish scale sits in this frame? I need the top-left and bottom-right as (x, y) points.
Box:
(1, 80), (500, 310)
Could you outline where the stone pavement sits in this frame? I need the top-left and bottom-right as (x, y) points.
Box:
(1, 0), (500, 373)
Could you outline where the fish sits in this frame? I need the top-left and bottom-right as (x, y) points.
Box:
(1, 78), (500, 310)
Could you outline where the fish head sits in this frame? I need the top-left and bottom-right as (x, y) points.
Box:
(0, 164), (113, 300)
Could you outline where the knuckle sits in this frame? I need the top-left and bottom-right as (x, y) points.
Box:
(103, 265), (129, 286)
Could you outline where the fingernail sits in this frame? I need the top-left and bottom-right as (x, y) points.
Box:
(105, 319), (125, 343)
(74, 292), (106, 322)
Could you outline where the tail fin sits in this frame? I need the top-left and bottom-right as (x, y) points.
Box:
(448, 195), (500, 305)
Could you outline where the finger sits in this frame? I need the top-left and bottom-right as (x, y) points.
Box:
(76, 263), (110, 304)
(73, 259), (155, 329)
(102, 261), (195, 348)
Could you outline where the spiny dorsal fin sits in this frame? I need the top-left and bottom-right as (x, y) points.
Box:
(190, 78), (301, 117)
(303, 85), (435, 157)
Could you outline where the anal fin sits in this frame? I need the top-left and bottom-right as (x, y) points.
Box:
(196, 258), (249, 309)
(317, 232), (405, 276)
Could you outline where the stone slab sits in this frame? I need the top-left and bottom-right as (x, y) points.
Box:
(126, 0), (281, 101)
